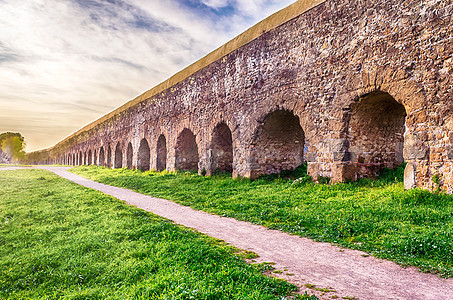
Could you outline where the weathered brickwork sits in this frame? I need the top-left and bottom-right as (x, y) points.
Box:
(27, 0), (453, 192)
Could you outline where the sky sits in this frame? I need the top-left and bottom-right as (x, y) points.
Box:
(0, 0), (296, 151)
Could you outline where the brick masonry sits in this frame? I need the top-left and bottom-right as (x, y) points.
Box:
(27, 0), (453, 192)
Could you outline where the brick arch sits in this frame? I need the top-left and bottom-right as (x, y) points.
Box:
(106, 144), (112, 168)
(98, 146), (105, 167)
(175, 128), (199, 172)
(126, 142), (133, 169)
(87, 149), (93, 165)
(249, 109), (306, 178)
(172, 121), (204, 150)
(347, 90), (407, 177)
(206, 113), (239, 140)
(137, 138), (151, 171)
(332, 67), (429, 182)
(156, 134), (167, 171)
(338, 67), (427, 120)
(114, 142), (123, 169)
(209, 122), (233, 174)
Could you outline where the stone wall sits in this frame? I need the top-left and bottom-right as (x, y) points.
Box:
(27, 0), (453, 192)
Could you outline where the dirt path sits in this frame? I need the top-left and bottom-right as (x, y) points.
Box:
(0, 166), (31, 171)
(4, 167), (453, 299)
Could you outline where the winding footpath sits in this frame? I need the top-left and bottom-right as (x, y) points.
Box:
(3, 166), (453, 299)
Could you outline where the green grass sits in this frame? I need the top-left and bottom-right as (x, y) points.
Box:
(0, 169), (309, 299)
(70, 164), (453, 278)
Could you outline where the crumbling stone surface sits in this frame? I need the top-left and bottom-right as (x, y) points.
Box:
(27, 0), (453, 192)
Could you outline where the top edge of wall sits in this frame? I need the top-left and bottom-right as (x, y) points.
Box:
(48, 0), (327, 152)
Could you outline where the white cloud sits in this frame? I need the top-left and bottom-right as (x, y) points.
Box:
(201, 0), (230, 9)
(0, 0), (295, 151)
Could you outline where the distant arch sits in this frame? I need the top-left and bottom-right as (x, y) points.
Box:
(210, 122), (233, 173)
(138, 138), (151, 171)
(93, 149), (97, 165)
(156, 135), (167, 171)
(126, 142), (133, 169)
(99, 147), (105, 167)
(251, 110), (305, 178)
(87, 150), (92, 165)
(72, 153), (76, 166)
(79, 151), (82, 165)
(107, 145), (112, 168)
(175, 129), (198, 171)
(114, 143), (123, 168)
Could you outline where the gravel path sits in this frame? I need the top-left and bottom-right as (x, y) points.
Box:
(0, 166), (31, 171)
(4, 167), (453, 299)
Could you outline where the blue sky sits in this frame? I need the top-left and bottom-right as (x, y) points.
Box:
(0, 0), (295, 151)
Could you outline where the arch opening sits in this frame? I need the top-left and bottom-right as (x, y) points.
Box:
(175, 129), (198, 171)
(114, 143), (123, 168)
(138, 138), (151, 171)
(156, 135), (167, 171)
(126, 142), (133, 169)
(93, 149), (97, 165)
(348, 91), (407, 177)
(251, 110), (305, 177)
(107, 145), (112, 168)
(99, 147), (105, 167)
(210, 123), (233, 173)
(88, 150), (92, 165)
(79, 151), (82, 165)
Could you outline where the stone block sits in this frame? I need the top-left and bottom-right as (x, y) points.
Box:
(404, 162), (416, 190)
(328, 138), (350, 152)
(333, 151), (351, 162)
(403, 134), (428, 160)
(331, 163), (357, 183)
(307, 162), (319, 180)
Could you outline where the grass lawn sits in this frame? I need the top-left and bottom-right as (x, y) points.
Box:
(70, 165), (453, 278)
(0, 169), (309, 299)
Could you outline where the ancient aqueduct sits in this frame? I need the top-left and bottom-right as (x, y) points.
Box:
(28, 0), (453, 192)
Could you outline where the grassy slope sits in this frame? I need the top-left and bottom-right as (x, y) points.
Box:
(0, 169), (307, 299)
(70, 165), (453, 278)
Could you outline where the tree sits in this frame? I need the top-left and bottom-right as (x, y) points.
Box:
(0, 132), (26, 163)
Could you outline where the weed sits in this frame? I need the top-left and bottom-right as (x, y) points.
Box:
(315, 287), (336, 292)
(317, 176), (331, 184)
(296, 292), (319, 299)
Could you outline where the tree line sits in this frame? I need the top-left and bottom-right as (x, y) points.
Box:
(0, 132), (26, 164)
